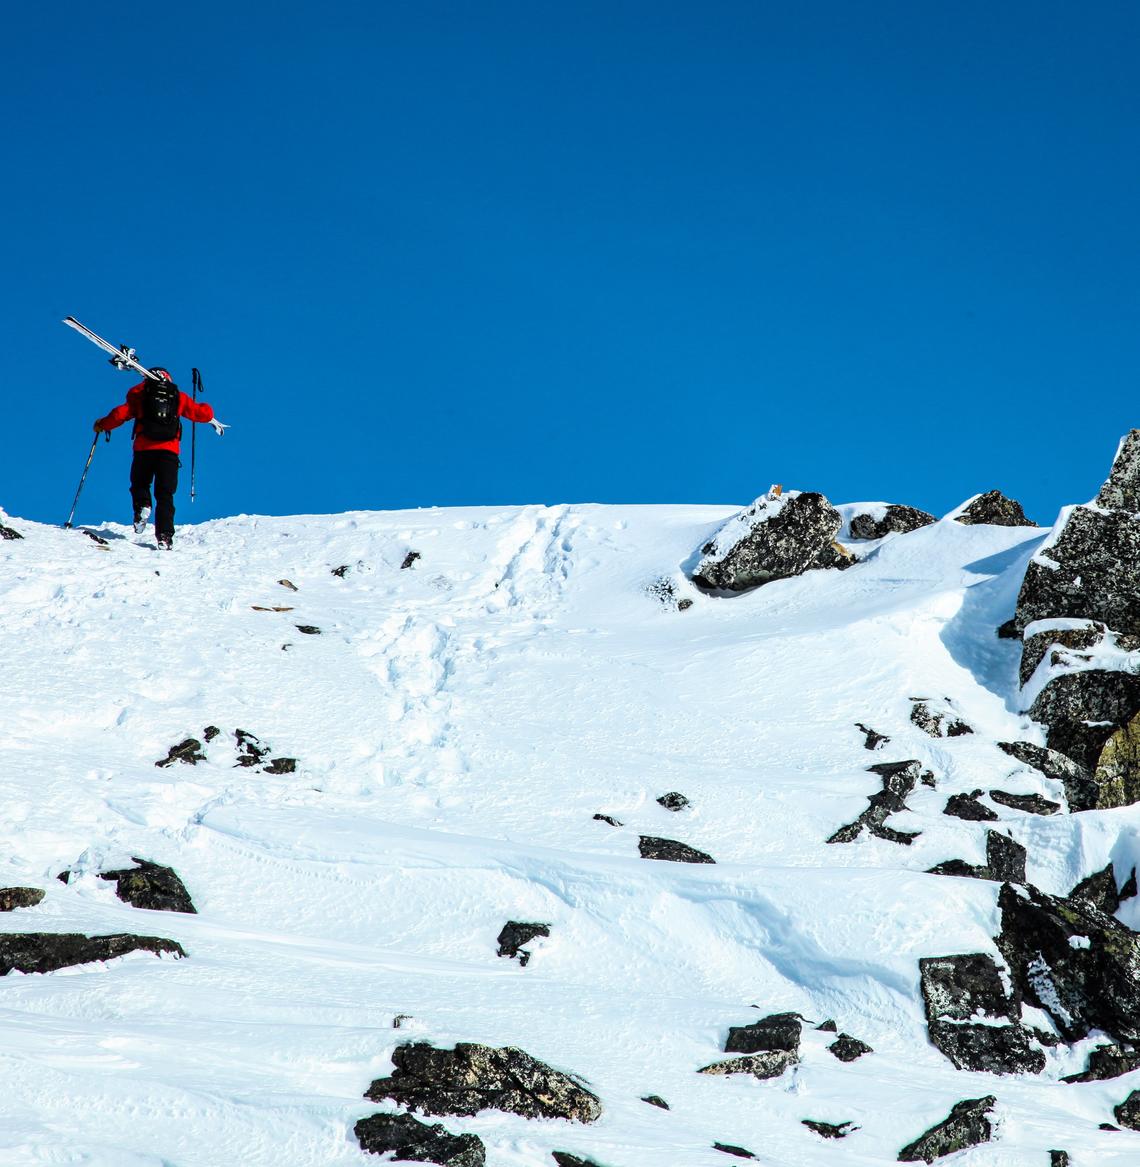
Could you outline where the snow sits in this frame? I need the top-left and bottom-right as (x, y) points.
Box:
(1, 504), (1138, 1164)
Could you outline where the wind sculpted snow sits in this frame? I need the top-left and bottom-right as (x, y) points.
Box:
(1, 504), (1138, 1163)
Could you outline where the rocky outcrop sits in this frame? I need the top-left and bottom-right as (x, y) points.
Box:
(828, 1034), (873, 1062)
(656, 791), (690, 811)
(552, 1153), (607, 1167)
(495, 921), (550, 966)
(0, 887), (45, 911)
(1098, 429), (1140, 511)
(803, 1119), (857, 1139)
(100, 859), (196, 914)
(638, 836), (715, 864)
(987, 790), (1059, 815)
(699, 1051), (797, 1080)
(1029, 670), (1140, 782)
(365, 1043), (602, 1123)
(955, 490), (1035, 526)
(942, 791), (998, 821)
(0, 932), (185, 975)
(928, 831), (1027, 884)
(712, 1143), (756, 1159)
(848, 505), (935, 540)
(910, 699), (972, 738)
(1115, 1091), (1140, 1130)
(995, 881), (1140, 1044)
(691, 490), (853, 593)
(855, 723), (889, 751)
(0, 521), (23, 540)
(827, 760), (927, 846)
(1061, 1043), (1140, 1083)
(898, 1096), (996, 1162)
(725, 1012), (802, 1054)
(919, 953), (1044, 1074)
(155, 738), (206, 768)
(354, 1112), (484, 1165)
(641, 1094), (669, 1109)
(997, 741), (1093, 811)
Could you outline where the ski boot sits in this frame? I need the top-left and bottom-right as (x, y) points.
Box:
(156, 532), (173, 551)
(133, 506), (151, 534)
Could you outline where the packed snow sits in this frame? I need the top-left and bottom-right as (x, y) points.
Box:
(0, 502), (1136, 1164)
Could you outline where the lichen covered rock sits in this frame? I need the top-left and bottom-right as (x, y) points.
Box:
(692, 490), (853, 593)
(638, 836), (715, 864)
(898, 1096), (996, 1162)
(354, 1111), (485, 1165)
(955, 490), (1035, 526)
(848, 505), (935, 540)
(100, 859), (196, 914)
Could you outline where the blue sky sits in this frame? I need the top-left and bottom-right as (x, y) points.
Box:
(3, 1), (1138, 529)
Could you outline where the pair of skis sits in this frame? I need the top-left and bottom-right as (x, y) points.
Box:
(62, 316), (210, 530)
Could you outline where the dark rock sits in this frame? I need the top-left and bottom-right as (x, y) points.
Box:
(691, 491), (854, 593)
(816, 1019), (838, 1032)
(955, 490), (1035, 527)
(552, 1154), (605, 1167)
(678, 598), (694, 611)
(263, 757), (297, 775)
(234, 729), (270, 767)
(1100, 1122), (1121, 1130)
(641, 1094), (669, 1109)
(943, 791), (999, 821)
(829, 1034), (873, 1062)
(911, 700), (973, 738)
(996, 618), (1020, 640)
(803, 1119), (857, 1139)
(1061, 1043), (1140, 1083)
(656, 791), (691, 811)
(0, 522), (23, 540)
(1122, 868), (1139, 901)
(1050, 1153), (1069, 1167)
(496, 921), (550, 967)
(998, 740), (1094, 812)
(988, 790), (1060, 815)
(365, 1042), (602, 1123)
(1098, 430), (1140, 511)
(203, 725), (221, 742)
(712, 1143), (756, 1159)
(1115, 1090), (1140, 1130)
(401, 551), (422, 570)
(0, 932), (185, 976)
(849, 505), (935, 540)
(855, 723), (890, 751)
(638, 836), (715, 864)
(1070, 864), (1121, 915)
(295, 624), (322, 635)
(155, 738), (206, 768)
(827, 760), (923, 846)
(0, 888), (45, 911)
(592, 814), (622, 827)
(928, 832), (1027, 884)
(996, 881), (1140, 1044)
(1019, 623), (1106, 687)
(331, 564), (350, 577)
(919, 953), (1043, 1074)
(725, 1012), (801, 1054)
(100, 859), (196, 914)
(354, 1112), (484, 1165)
(897, 1096), (996, 1163)
(698, 1050), (798, 1080)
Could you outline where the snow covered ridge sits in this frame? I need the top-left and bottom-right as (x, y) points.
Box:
(0, 441), (1138, 1166)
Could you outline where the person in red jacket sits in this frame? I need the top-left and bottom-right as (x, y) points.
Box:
(94, 368), (223, 549)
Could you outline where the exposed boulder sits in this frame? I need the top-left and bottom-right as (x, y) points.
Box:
(911, 699), (973, 738)
(1098, 429), (1140, 511)
(0, 888), (45, 911)
(987, 790), (1060, 816)
(691, 490), (853, 593)
(827, 760), (925, 846)
(928, 831), (1027, 885)
(942, 791), (998, 821)
(1069, 864), (1122, 915)
(995, 881), (1140, 1044)
(848, 505), (935, 540)
(997, 741), (1093, 811)
(1018, 621), (1127, 687)
(919, 953), (1044, 1075)
(855, 723), (889, 751)
(155, 738), (206, 768)
(354, 1112), (485, 1165)
(656, 791), (691, 811)
(828, 1034), (873, 1062)
(1050, 1153), (1070, 1167)
(364, 1043), (602, 1123)
(712, 1143), (756, 1160)
(955, 490), (1035, 527)
(592, 814), (622, 828)
(898, 1096), (997, 1163)
(698, 1051), (798, 1080)
(638, 836), (715, 864)
(641, 1094), (669, 1109)
(1115, 1090), (1140, 1130)
(401, 551), (422, 570)
(495, 921), (550, 967)
(552, 1154), (606, 1167)
(0, 932), (185, 975)
(0, 521), (23, 540)
(803, 1119), (857, 1139)
(724, 1012), (801, 1055)
(1061, 1043), (1140, 1083)
(100, 859), (196, 914)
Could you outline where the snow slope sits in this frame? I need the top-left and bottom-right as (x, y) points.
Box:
(0, 504), (1136, 1165)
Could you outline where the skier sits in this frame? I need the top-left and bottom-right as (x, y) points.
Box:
(93, 370), (221, 549)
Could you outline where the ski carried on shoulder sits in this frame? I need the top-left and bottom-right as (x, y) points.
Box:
(62, 316), (164, 381)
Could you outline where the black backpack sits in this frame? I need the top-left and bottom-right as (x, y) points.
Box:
(138, 377), (182, 442)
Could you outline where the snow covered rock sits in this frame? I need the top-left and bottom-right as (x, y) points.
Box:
(828, 1034), (872, 1062)
(927, 831), (1027, 884)
(698, 1050), (798, 1080)
(0, 521), (22, 540)
(848, 505), (935, 540)
(364, 1042), (602, 1123)
(897, 1096), (996, 1163)
(942, 791), (997, 821)
(987, 789), (1060, 816)
(354, 1111), (485, 1165)
(691, 490), (853, 592)
(655, 791), (691, 811)
(855, 722), (889, 750)
(100, 859), (196, 914)
(0, 887), (45, 911)
(1062, 1043), (1140, 1083)
(995, 881), (1140, 1045)
(155, 737), (207, 768)
(910, 699), (972, 738)
(803, 1119), (857, 1139)
(0, 932), (185, 976)
(826, 760), (926, 845)
(954, 490), (1035, 526)
(495, 920), (550, 966)
(997, 741), (1093, 811)
(724, 1011), (802, 1055)
(1114, 1090), (1140, 1130)
(919, 953), (1044, 1075)
(551, 1153), (606, 1167)
(638, 836), (715, 864)
(1069, 863), (1123, 915)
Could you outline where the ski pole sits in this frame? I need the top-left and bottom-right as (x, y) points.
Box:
(65, 431), (108, 528)
(191, 367), (201, 502)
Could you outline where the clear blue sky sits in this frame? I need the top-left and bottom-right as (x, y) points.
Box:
(3, 1), (1138, 529)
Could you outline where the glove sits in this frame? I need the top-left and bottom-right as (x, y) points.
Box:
(209, 418), (230, 436)
(93, 420), (104, 433)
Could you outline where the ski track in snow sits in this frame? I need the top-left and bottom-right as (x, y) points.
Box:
(0, 504), (1136, 1165)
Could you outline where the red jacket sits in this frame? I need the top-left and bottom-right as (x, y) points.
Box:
(97, 381), (215, 454)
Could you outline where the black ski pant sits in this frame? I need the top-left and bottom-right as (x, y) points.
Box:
(130, 450), (179, 537)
